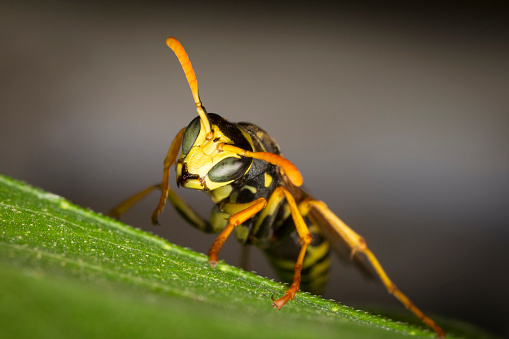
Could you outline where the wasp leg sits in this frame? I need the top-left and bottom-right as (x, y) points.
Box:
(304, 199), (445, 338)
(108, 184), (161, 219)
(265, 220), (331, 295)
(248, 185), (330, 294)
(208, 198), (267, 267)
(269, 187), (313, 310)
(109, 183), (212, 232)
(166, 189), (212, 232)
(152, 127), (187, 225)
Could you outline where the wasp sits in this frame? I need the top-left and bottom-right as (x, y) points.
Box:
(110, 37), (444, 337)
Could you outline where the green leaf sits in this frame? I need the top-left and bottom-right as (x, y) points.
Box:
(0, 175), (493, 338)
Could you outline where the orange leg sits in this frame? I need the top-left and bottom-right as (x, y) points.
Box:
(109, 182), (211, 232)
(208, 198), (267, 266)
(152, 127), (186, 225)
(270, 187), (312, 310)
(212, 145), (313, 307)
(307, 200), (445, 338)
(108, 184), (161, 219)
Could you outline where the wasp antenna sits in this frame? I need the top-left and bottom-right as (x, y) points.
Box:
(166, 37), (213, 139)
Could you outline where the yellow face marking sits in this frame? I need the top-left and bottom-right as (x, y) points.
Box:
(177, 121), (244, 191)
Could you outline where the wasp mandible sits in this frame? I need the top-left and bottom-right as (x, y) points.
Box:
(110, 37), (444, 338)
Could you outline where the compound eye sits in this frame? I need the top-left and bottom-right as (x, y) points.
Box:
(181, 116), (201, 155)
(208, 156), (251, 183)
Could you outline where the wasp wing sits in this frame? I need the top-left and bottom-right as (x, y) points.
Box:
(308, 202), (376, 280)
(284, 179), (376, 280)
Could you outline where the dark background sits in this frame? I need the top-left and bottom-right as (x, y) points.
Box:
(1, 1), (508, 336)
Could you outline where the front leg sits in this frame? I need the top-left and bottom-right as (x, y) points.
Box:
(208, 198), (267, 266)
(269, 187), (313, 310)
(109, 183), (211, 233)
(152, 127), (187, 224)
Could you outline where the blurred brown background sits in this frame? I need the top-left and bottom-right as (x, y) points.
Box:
(1, 0), (508, 336)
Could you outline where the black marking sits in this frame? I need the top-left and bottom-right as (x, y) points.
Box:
(177, 162), (200, 187)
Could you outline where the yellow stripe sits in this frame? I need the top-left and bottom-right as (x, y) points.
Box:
(302, 241), (329, 269)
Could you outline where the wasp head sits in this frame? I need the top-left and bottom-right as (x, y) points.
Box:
(176, 113), (253, 191)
